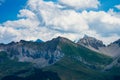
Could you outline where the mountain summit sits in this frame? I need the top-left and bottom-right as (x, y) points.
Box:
(35, 39), (43, 43)
(77, 35), (120, 58)
(77, 35), (105, 50)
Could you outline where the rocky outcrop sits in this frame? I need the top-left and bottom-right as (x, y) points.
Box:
(0, 37), (65, 68)
(77, 35), (105, 50)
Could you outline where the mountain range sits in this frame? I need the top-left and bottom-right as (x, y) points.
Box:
(0, 36), (120, 80)
(77, 35), (120, 57)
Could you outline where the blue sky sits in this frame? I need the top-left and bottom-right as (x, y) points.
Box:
(0, 0), (120, 23)
(0, 0), (120, 44)
(0, 0), (27, 23)
(100, 0), (120, 11)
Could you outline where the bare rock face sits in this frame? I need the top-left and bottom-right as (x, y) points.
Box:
(77, 35), (105, 50)
(99, 39), (120, 57)
(0, 37), (65, 68)
(99, 43), (120, 57)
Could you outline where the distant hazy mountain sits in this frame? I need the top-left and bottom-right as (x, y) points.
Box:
(35, 39), (43, 43)
(0, 36), (120, 80)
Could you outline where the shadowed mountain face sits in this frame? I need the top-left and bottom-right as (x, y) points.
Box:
(2, 76), (24, 80)
(2, 69), (61, 80)
(0, 51), (61, 80)
(0, 36), (120, 80)
(113, 39), (120, 46)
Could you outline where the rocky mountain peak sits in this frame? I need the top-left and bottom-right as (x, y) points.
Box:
(83, 34), (90, 38)
(51, 36), (72, 44)
(112, 39), (120, 46)
(77, 35), (105, 50)
(35, 39), (43, 43)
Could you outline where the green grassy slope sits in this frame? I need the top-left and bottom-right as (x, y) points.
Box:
(42, 40), (113, 80)
(0, 51), (61, 80)
(0, 51), (33, 79)
(43, 56), (107, 80)
(59, 40), (112, 67)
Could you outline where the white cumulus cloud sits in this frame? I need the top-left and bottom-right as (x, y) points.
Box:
(0, 0), (120, 45)
(81, 10), (120, 36)
(115, 4), (120, 10)
(59, 0), (100, 9)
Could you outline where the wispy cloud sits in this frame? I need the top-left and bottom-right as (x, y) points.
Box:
(115, 4), (120, 10)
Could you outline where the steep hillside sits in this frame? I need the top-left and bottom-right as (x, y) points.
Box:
(58, 37), (112, 69)
(99, 39), (120, 57)
(0, 36), (119, 80)
(0, 51), (32, 79)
